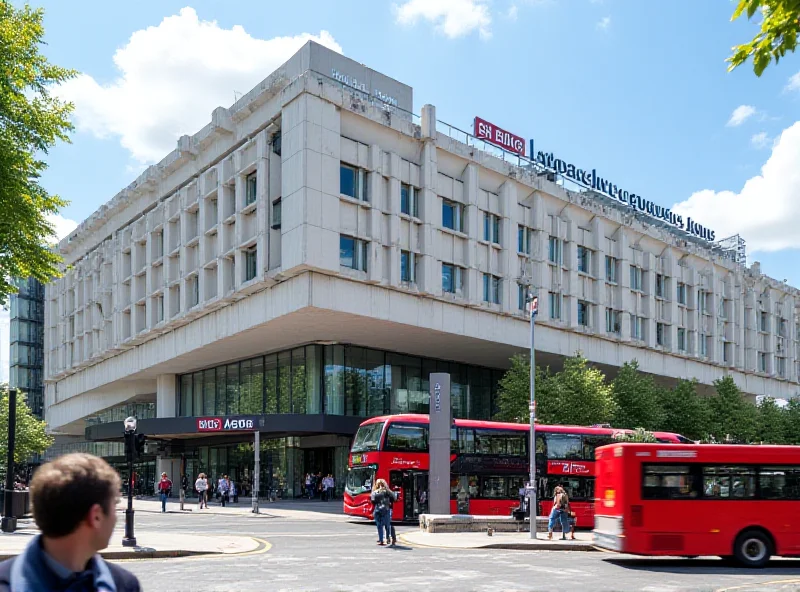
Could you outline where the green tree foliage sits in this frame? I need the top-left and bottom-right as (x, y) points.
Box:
(660, 379), (712, 442)
(0, 388), (53, 477)
(494, 354), (532, 423)
(708, 376), (758, 444)
(613, 427), (658, 443)
(0, 3), (75, 305)
(539, 355), (615, 426)
(610, 361), (664, 431)
(756, 396), (789, 444)
(784, 398), (800, 445)
(728, 0), (800, 76)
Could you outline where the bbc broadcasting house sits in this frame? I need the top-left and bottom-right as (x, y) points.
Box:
(43, 42), (800, 497)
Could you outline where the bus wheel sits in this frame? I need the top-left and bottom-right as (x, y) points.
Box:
(734, 530), (772, 568)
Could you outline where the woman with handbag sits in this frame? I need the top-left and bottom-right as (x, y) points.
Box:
(370, 479), (397, 546)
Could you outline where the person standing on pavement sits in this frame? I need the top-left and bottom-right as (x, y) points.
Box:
(195, 473), (208, 509)
(370, 479), (397, 546)
(218, 475), (230, 507)
(0, 453), (141, 591)
(158, 472), (172, 513)
(547, 485), (571, 540)
(230, 479), (238, 504)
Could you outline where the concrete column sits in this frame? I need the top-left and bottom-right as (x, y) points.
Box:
(367, 144), (383, 283)
(643, 252), (656, 349)
(564, 217), (578, 329)
(498, 181), (516, 312)
(591, 218), (606, 335)
(157, 374), (177, 418)
(388, 152), (402, 287)
(256, 129), (270, 281)
(619, 230), (632, 341)
(420, 104), (436, 139)
(462, 164), (479, 304)
(667, 250), (680, 353)
(419, 141), (438, 295)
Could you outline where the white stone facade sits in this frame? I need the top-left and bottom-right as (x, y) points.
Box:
(44, 42), (800, 433)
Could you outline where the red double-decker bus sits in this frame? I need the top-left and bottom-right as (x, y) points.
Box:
(593, 442), (800, 567)
(344, 414), (689, 525)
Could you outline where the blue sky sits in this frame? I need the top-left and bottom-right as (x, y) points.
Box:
(24, 0), (800, 287)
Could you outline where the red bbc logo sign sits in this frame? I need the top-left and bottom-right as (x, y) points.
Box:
(473, 117), (526, 156)
(197, 418), (222, 432)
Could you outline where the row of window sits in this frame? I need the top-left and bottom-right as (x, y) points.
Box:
(642, 464), (800, 501)
(448, 475), (595, 501)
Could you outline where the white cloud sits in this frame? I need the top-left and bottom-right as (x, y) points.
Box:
(727, 104), (757, 127)
(750, 131), (771, 149)
(786, 71), (800, 93)
(56, 8), (342, 164)
(507, 4), (519, 20)
(394, 0), (492, 39)
(596, 16), (611, 30)
(672, 121), (800, 252)
(47, 213), (79, 242)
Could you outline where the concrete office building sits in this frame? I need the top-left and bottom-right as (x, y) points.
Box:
(10, 278), (45, 419)
(43, 42), (800, 496)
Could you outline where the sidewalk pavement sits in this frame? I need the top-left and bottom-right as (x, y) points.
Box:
(398, 530), (598, 552)
(0, 521), (266, 560)
(124, 496), (352, 522)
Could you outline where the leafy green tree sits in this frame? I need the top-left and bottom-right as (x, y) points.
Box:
(728, 0), (800, 76)
(660, 379), (712, 441)
(494, 354), (532, 423)
(708, 376), (758, 443)
(540, 354), (614, 426)
(0, 388), (53, 477)
(784, 398), (800, 445)
(610, 361), (664, 431)
(756, 396), (788, 444)
(613, 428), (658, 443)
(0, 3), (75, 305)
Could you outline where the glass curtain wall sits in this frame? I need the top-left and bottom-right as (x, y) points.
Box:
(179, 344), (504, 420)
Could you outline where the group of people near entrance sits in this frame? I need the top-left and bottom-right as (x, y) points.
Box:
(193, 473), (238, 508)
(304, 472), (336, 501)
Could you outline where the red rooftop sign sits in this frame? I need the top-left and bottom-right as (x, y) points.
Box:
(473, 116), (526, 156)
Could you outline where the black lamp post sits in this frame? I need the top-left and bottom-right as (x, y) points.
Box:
(1, 388), (17, 533)
(122, 416), (137, 547)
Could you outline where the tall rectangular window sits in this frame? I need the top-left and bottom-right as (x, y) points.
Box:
(245, 172), (257, 205)
(677, 328), (687, 352)
(482, 273), (500, 304)
(677, 282), (687, 305)
(699, 290), (709, 314)
(189, 275), (199, 308)
(156, 295), (164, 323)
(699, 333), (708, 357)
(656, 322), (667, 346)
(549, 292), (562, 320)
(401, 250), (416, 283)
(518, 226), (532, 255)
(401, 183), (418, 217)
(758, 352), (767, 372)
(577, 246), (592, 274)
(605, 256), (618, 284)
(577, 300), (590, 327)
(442, 199), (464, 232)
(442, 263), (463, 294)
(630, 266), (644, 291)
(719, 297), (727, 319)
(548, 236), (563, 265)
(631, 314), (644, 340)
(605, 309), (621, 334)
(271, 199), (282, 229)
(245, 246), (257, 281)
(517, 284), (526, 311)
(340, 235), (368, 271)
(340, 164), (367, 201)
(655, 274), (665, 298)
(483, 212), (500, 245)
(760, 312), (769, 332)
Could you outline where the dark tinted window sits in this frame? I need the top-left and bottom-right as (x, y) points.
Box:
(544, 433), (582, 460)
(385, 423), (428, 451)
(340, 164), (356, 198)
(474, 429), (527, 456)
(703, 466), (756, 499)
(540, 476), (594, 501)
(642, 464), (698, 499)
(759, 466), (800, 500)
(583, 435), (615, 460)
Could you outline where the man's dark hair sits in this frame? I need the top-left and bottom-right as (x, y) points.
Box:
(30, 453), (121, 537)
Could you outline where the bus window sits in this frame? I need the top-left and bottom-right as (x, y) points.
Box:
(641, 464), (698, 499)
(541, 476), (594, 501)
(702, 466), (756, 499)
(759, 466), (800, 500)
(545, 433), (582, 460)
(474, 430), (526, 456)
(351, 422), (385, 452)
(583, 435), (615, 460)
(385, 423), (428, 451)
(345, 465), (376, 496)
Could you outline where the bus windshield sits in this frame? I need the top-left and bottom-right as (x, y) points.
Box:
(346, 465), (376, 495)
(351, 421), (385, 452)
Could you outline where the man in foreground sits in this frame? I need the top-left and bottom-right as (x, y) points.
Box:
(0, 453), (141, 591)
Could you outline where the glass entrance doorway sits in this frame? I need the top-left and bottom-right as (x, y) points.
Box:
(390, 470), (428, 521)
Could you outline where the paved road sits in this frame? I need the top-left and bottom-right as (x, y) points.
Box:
(114, 506), (800, 592)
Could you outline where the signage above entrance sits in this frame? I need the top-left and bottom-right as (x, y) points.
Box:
(474, 117), (526, 156)
(196, 416), (258, 432)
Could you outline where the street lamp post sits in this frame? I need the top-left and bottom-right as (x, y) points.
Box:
(122, 416), (137, 547)
(527, 295), (539, 540)
(1, 388), (18, 533)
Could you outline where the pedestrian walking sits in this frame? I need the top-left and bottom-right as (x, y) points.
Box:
(218, 475), (230, 506)
(370, 479), (397, 546)
(195, 473), (209, 509)
(0, 453), (141, 591)
(230, 479), (238, 503)
(305, 473), (313, 499)
(547, 485), (571, 540)
(158, 472), (172, 513)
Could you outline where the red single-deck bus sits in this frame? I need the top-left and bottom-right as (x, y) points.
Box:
(344, 414), (688, 525)
(593, 442), (800, 567)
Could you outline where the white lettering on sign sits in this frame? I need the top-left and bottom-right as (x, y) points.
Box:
(223, 418), (254, 430)
(656, 450), (697, 458)
(434, 382), (441, 413)
(197, 418), (222, 431)
(331, 69), (398, 107)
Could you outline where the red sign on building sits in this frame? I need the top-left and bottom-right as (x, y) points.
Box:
(196, 417), (257, 432)
(197, 417), (223, 432)
(473, 117), (526, 156)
